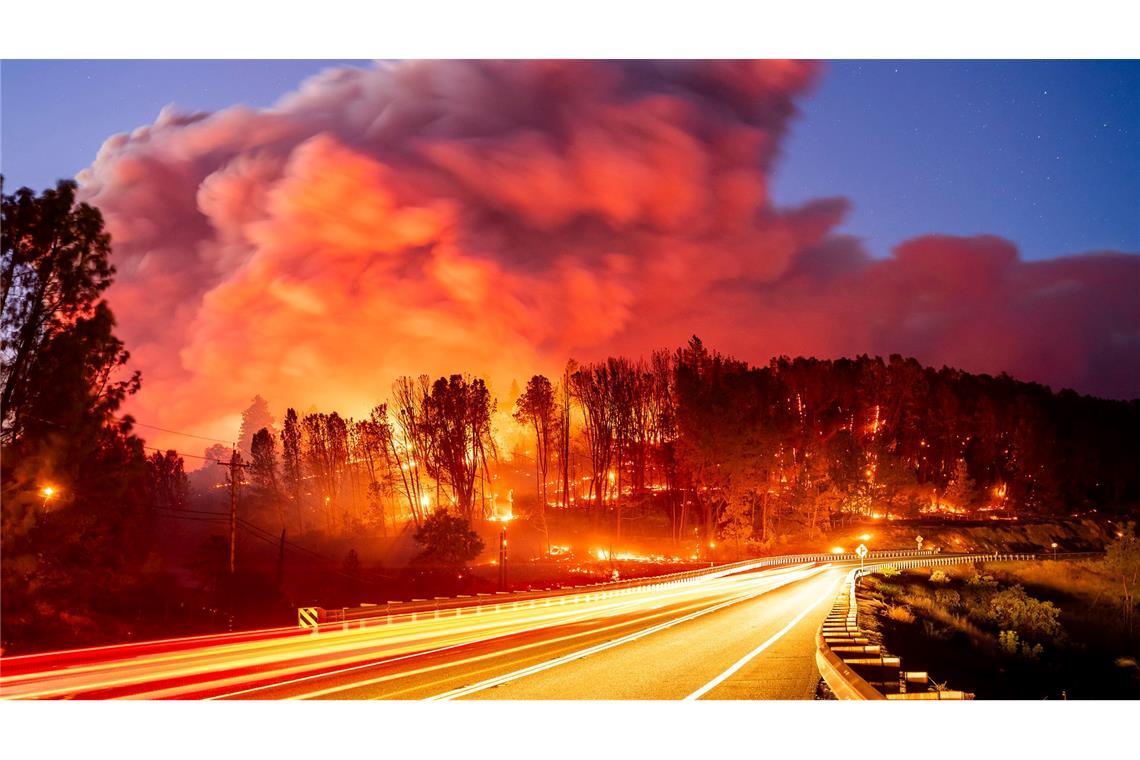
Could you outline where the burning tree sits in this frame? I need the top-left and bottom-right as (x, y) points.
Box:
(514, 375), (556, 550)
(392, 376), (432, 525)
(420, 375), (496, 522)
(301, 412), (350, 533)
(571, 363), (616, 517)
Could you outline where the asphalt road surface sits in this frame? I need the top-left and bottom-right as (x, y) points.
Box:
(0, 562), (846, 700)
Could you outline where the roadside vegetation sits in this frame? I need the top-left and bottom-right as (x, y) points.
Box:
(858, 532), (1140, 698)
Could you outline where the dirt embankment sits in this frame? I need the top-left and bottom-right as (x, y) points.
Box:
(812, 517), (1117, 556)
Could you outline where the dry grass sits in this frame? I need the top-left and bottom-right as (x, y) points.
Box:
(993, 560), (1118, 606)
(886, 604), (917, 624)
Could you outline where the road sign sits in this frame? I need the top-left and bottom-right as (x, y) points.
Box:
(855, 544), (868, 558)
(298, 607), (320, 630)
(916, 534), (924, 551)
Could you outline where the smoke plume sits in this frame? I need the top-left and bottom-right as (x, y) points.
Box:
(76, 61), (1140, 446)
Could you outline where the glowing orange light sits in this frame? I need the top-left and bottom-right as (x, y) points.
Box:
(41, 486), (56, 498)
(859, 533), (872, 541)
(831, 547), (845, 554)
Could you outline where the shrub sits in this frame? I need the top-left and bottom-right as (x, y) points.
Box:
(998, 629), (1019, 655)
(998, 629), (1043, 659)
(877, 565), (901, 578)
(886, 604), (916, 624)
(934, 589), (961, 608)
(986, 584), (1062, 642)
(878, 582), (904, 597)
(929, 570), (951, 584)
(966, 573), (998, 588)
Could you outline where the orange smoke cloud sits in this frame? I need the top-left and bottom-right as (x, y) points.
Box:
(76, 61), (1139, 447)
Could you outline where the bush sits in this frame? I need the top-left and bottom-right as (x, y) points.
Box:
(877, 565), (901, 578)
(929, 570), (951, 584)
(878, 582), (905, 597)
(966, 573), (998, 588)
(412, 511), (485, 569)
(986, 584), (1062, 642)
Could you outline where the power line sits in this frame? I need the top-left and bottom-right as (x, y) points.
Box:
(21, 412), (234, 464)
(142, 445), (228, 464)
(129, 420), (234, 445)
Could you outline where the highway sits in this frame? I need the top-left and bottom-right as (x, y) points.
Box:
(0, 561), (848, 700)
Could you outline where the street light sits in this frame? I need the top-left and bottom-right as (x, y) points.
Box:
(1051, 541), (1058, 559)
(40, 485), (57, 511)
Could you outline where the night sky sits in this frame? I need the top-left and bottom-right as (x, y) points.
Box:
(3, 60), (1137, 260)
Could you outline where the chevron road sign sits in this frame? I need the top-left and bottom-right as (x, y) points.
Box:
(298, 607), (320, 630)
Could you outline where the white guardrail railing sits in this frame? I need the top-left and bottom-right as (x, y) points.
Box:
(298, 549), (941, 632)
(816, 552), (1098, 700)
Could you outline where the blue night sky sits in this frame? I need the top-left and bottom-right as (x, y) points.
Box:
(2, 59), (1137, 260)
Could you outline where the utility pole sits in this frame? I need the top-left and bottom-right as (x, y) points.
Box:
(276, 528), (286, 588)
(218, 449), (251, 575)
(561, 359), (575, 509)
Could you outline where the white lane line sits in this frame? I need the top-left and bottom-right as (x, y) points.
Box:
(683, 573), (841, 701)
(424, 567), (828, 701)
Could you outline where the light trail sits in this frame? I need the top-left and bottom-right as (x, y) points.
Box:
(190, 567), (818, 700)
(315, 568), (829, 700)
(217, 583), (733, 700)
(424, 564), (830, 701)
(0, 562), (824, 700)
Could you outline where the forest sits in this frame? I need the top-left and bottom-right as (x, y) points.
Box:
(198, 343), (1140, 556)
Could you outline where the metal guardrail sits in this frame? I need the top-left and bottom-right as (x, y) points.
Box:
(816, 552), (1099, 700)
(299, 549), (940, 631)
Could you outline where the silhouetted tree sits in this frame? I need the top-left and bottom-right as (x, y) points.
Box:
(1, 179), (151, 652)
(412, 511), (485, 569)
(146, 450), (190, 512)
(237, 395), (274, 460)
(280, 408), (303, 531)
